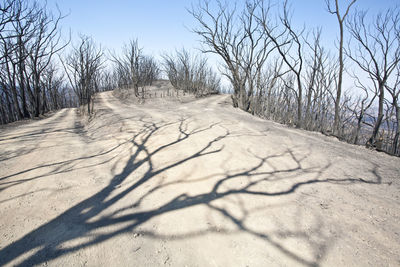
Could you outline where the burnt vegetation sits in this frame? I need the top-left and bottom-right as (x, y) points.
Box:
(190, 0), (400, 155)
(0, 0), (399, 155)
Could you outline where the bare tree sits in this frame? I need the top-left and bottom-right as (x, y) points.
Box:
(139, 55), (160, 88)
(41, 62), (66, 111)
(260, 0), (305, 127)
(256, 57), (286, 118)
(27, 4), (67, 116)
(346, 74), (376, 144)
(62, 35), (103, 115)
(190, 0), (275, 111)
(162, 48), (220, 96)
(0, 0), (33, 120)
(326, 0), (357, 134)
(0, 0), (18, 61)
(346, 8), (400, 147)
(97, 68), (116, 92)
(303, 29), (328, 130)
(385, 64), (400, 155)
(111, 39), (159, 97)
(0, 0), (69, 123)
(0, 36), (22, 120)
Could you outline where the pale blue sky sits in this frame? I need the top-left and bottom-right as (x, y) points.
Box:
(44, 0), (399, 58)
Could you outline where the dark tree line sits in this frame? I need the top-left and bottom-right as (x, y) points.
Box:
(0, 0), (71, 123)
(0, 0), (123, 122)
(190, 0), (400, 156)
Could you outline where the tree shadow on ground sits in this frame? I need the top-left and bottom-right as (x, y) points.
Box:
(0, 116), (382, 267)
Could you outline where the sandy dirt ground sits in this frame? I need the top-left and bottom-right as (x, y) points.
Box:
(0, 88), (399, 266)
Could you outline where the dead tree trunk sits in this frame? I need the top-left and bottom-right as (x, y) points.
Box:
(326, 0), (357, 135)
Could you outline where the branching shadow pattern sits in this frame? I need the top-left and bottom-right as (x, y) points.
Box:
(0, 112), (383, 267)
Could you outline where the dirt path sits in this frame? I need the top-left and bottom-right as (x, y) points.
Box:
(0, 91), (399, 266)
